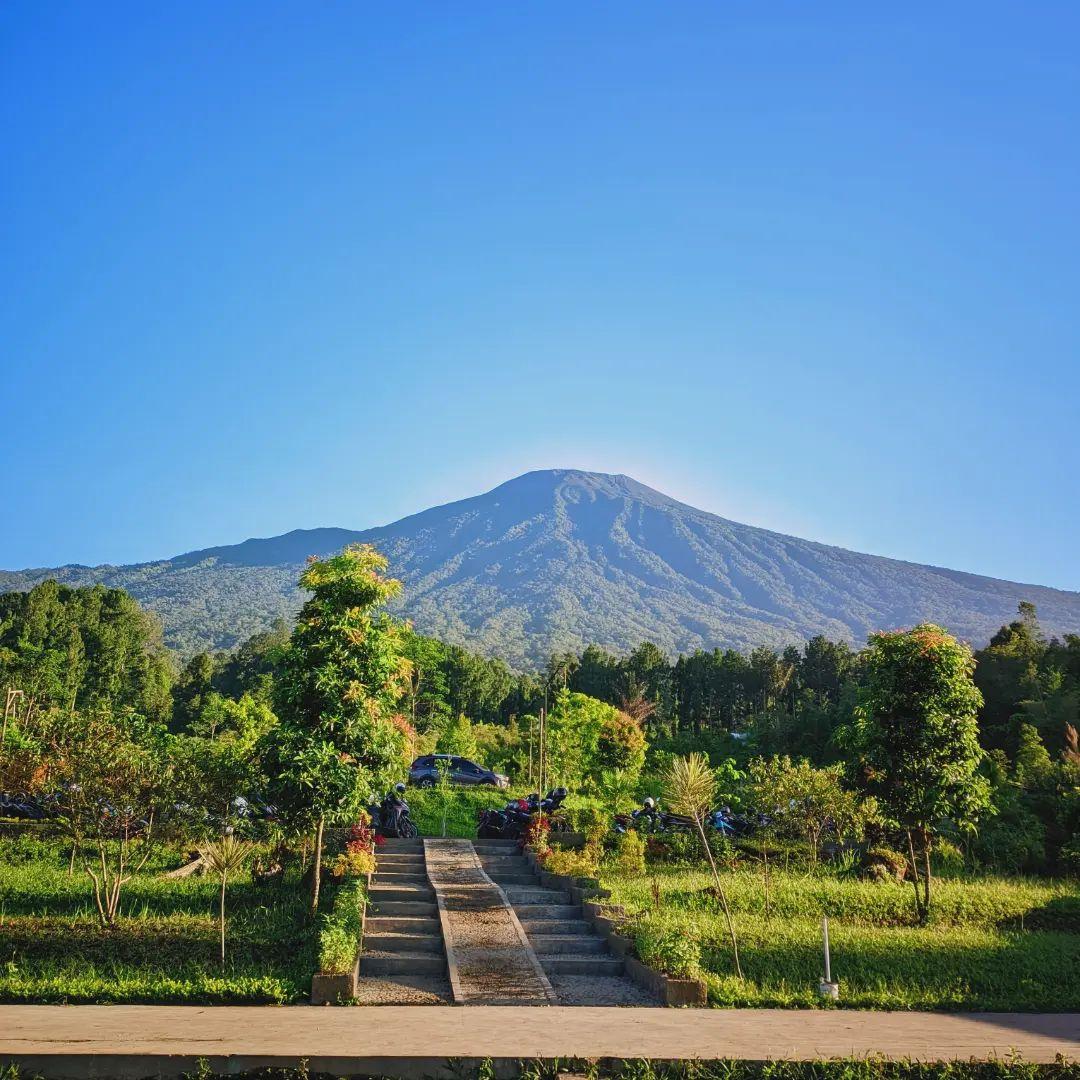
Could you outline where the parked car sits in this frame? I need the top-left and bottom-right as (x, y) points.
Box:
(408, 754), (510, 789)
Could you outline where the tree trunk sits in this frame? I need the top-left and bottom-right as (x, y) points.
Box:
(220, 868), (227, 965)
(921, 835), (933, 922)
(310, 817), (325, 913)
(905, 829), (926, 924)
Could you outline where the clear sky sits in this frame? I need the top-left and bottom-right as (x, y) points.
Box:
(2, 3), (1078, 589)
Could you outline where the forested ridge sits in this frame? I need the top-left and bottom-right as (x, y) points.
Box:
(2, 469), (1079, 664)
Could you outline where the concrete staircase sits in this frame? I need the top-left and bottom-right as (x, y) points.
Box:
(357, 838), (451, 1000)
(474, 840), (625, 978)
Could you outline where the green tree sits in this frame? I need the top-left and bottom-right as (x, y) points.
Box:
(595, 708), (647, 780)
(267, 545), (411, 912)
(1014, 722), (1054, 788)
(842, 624), (990, 922)
(435, 712), (479, 759)
(42, 709), (172, 926)
(747, 755), (868, 864)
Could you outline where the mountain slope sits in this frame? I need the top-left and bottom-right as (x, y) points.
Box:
(3, 469), (1079, 665)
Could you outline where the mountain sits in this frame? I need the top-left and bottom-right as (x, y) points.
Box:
(3, 469), (1079, 666)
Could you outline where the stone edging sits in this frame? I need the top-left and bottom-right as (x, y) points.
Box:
(525, 850), (708, 1007)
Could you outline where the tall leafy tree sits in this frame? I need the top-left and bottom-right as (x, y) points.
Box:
(267, 545), (411, 911)
(842, 625), (990, 921)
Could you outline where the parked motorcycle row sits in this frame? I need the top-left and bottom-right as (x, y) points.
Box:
(0, 788), (279, 837)
(613, 799), (763, 839)
(476, 787), (569, 840)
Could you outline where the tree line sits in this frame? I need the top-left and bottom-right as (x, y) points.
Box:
(2, 552), (1079, 914)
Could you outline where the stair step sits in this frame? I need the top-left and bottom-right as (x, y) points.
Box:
(485, 873), (540, 886)
(370, 900), (438, 917)
(519, 919), (592, 935)
(369, 884), (435, 902)
(366, 916), (440, 934)
(373, 871), (428, 884)
(379, 839), (424, 852)
(365, 932), (443, 954)
(472, 840), (520, 851)
(504, 887), (571, 904)
(361, 950), (447, 976)
(539, 954), (624, 976)
(513, 904), (582, 919)
(375, 853), (426, 867)
(528, 934), (606, 954)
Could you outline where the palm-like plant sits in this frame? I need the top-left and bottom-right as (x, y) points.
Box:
(198, 834), (255, 965)
(663, 753), (743, 979)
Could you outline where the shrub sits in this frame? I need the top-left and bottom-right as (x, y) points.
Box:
(544, 826), (605, 880)
(1061, 835), (1080, 878)
(652, 828), (735, 866)
(634, 920), (702, 979)
(564, 801), (607, 834)
(612, 829), (647, 875)
(330, 849), (376, 879)
(860, 847), (908, 882)
(931, 839), (966, 877)
(317, 878), (365, 975)
(974, 803), (1047, 874)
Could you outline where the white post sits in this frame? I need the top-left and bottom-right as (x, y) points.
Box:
(823, 916), (831, 983)
(819, 915), (839, 999)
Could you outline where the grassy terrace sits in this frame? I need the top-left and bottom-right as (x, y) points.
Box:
(601, 866), (1080, 1011)
(0, 835), (317, 1004)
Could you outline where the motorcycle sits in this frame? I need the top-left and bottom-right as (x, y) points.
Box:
(370, 787), (418, 838)
(476, 787), (571, 840)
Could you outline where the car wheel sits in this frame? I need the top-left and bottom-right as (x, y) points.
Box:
(417, 777), (436, 789)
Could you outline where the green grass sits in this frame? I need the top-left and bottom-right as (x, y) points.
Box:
(0, 834), (317, 1004)
(601, 865), (1080, 1011)
(407, 784), (524, 837)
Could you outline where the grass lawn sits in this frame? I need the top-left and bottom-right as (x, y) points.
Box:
(0, 834), (317, 1004)
(601, 865), (1080, 1011)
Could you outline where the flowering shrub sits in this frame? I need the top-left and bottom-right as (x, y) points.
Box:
(331, 849), (377, 878)
(330, 816), (378, 877)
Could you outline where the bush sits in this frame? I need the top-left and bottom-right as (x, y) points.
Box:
(563, 800), (607, 834)
(634, 919), (702, 979)
(861, 847), (908, 883)
(931, 839), (966, 877)
(330, 849), (376, 879)
(407, 785), (519, 838)
(612, 830), (647, 875)
(1061, 835), (1080, 878)
(648, 828), (734, 866)
(318, 878), (365, 975)
(544, 827), (605, 880)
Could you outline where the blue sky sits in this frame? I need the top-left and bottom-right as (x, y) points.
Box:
(2, 3), (1078, 589)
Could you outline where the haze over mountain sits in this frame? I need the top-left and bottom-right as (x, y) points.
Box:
(3, 469), (1079, 666)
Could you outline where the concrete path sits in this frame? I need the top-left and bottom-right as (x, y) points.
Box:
(2, 1006), (1077, 1079)
(424, 838), (557, 1005)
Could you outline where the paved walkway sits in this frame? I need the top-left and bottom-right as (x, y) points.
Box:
(425, 838), (557, 1005)
(2, 1006), (1077, 1078)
